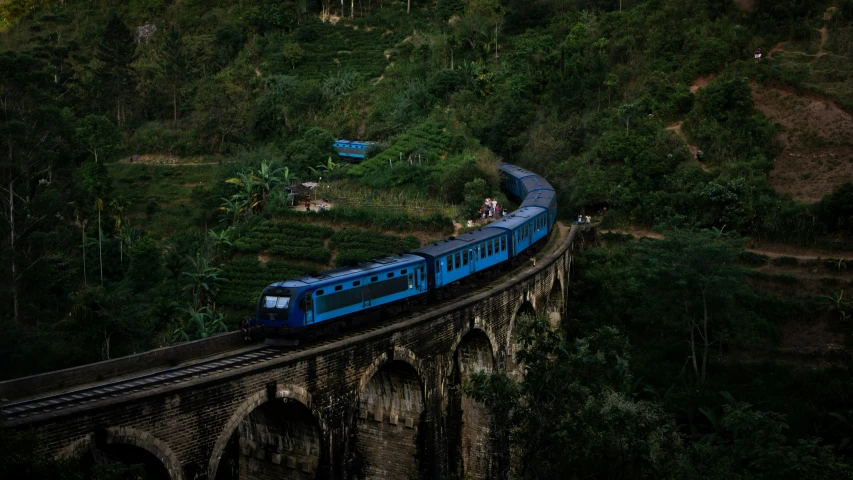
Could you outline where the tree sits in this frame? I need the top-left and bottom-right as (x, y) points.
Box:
(96, 13), (138, 128)
(617, 103), (638, 135)
(629, 229), (746, 384)
(158, 26), (188, 130)
(463, 177), (490, 219)
(0, 51), (73, 322)
(75, 115), (121, 164)
(464, 316), (687, 478)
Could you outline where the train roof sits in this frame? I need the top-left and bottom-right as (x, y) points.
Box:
(333, 139), (374, 146)
(268, 254), (424, 288)
(412, 228), (505, 257)
(482, 207), (545, 232)
(498, 163), (538, 181)
(520, 189), (557, 209)
(520, 175), (554, 193)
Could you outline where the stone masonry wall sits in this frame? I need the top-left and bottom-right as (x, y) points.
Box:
(11, 226), (576, 480)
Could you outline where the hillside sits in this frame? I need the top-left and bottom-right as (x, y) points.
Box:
(2, 0), (853, 477)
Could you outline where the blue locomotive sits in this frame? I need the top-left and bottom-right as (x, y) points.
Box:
(333, 140), (373, 159)
(256, 163), (558, 345)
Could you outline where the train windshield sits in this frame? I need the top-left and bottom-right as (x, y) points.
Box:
(263, 296), (290, 309)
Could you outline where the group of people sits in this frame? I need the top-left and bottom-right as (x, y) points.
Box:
(303, 201), (327, 212)
(240, 316), (258, 341)
(480, 198), (501, 220)
(577, 214), (592, 231)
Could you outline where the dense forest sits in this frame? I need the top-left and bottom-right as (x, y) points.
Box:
(2, 0), (853, 477)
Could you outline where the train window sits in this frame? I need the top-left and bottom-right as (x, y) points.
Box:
(371, 276), (378, 282)
(454, 252), (461, 269)
(462, 251), (469, 266)
(480, 245), (486, 259)
(446, 255), (453, 271)
(501, 236), (507, 251)
(335, 285), (343, 291)
(487, 241), (493, 256)
(353, 281), (360, 286)
(401, 269), (407, 274)
(387, 272), (394, 278)
(408, 274), (413, 289)
(316, 290), (324, 296)
(435, 261), (440, 272)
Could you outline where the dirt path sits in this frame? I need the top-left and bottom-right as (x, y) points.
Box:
(116, 154), (223, 166)
(665, 74), (714, 172)
(816, 24), (829, 59)
(766, 13), (831, 63)
(600, 228), (853, 261)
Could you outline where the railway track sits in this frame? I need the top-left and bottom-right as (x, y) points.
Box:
(2, 225), (569, 423)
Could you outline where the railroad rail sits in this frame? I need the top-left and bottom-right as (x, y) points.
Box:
(1, 223), (569, 424)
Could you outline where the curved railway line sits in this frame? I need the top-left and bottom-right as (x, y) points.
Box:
(1, 223), (569, 423)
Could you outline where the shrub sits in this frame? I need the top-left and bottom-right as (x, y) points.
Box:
(330, 228), (420, 266)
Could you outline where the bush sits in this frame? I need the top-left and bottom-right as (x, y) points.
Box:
(330, 228), (420, 266)
(230, 220), (333, 263)
(218, 258), (316, 310)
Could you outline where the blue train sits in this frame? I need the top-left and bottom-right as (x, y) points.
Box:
(256, 163), (558, 345)
(333, 140), (374, 159)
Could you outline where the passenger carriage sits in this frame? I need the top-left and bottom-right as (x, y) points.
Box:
(520, 190), (558, 230)
(484, 207), (550, 258)
(411, 229), (509, 294)
(257, 254), (426, 343)
(333, 139), (373, 159)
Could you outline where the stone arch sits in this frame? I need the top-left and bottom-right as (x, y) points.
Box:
(57, 428), (181, 480)
(356, 353), (426, 479)
(507, 294), (537, 351)
(546, 277), (565, 329)
(446, 319), (498, 377)
(357, 346), (425, 395)
(208, 384), (321, 480)
(447, 328), (495, 480)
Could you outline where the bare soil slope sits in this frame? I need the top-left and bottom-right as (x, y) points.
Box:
(752, 84), (853, 203)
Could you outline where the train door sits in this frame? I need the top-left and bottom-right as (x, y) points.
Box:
(468, 249), (475, 274)
(304, 294), (314, 324)
(363, 283), (372, 308)
(415, 266), (424, 292)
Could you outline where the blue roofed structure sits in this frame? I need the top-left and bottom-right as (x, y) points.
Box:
(333, 139), (374, 159)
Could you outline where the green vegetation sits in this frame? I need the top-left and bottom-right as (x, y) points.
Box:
(330, 228), (420, 266)
(231, 219), (333, 263)
(2, 0), (853, 475)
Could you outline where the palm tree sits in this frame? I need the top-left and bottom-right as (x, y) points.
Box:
(281, 166), (299, 187)
(254, 160), (284, 204)
(171, 304), (229, 344)
(226, 171), (262, 216)
(110, 197), (129, 264)
(218, 196), (246, 225)
(181, 252), (228, 308)
(208, 228), (233, 263)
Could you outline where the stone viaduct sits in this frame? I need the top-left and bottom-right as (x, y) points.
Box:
(6, 226), (577, 480)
